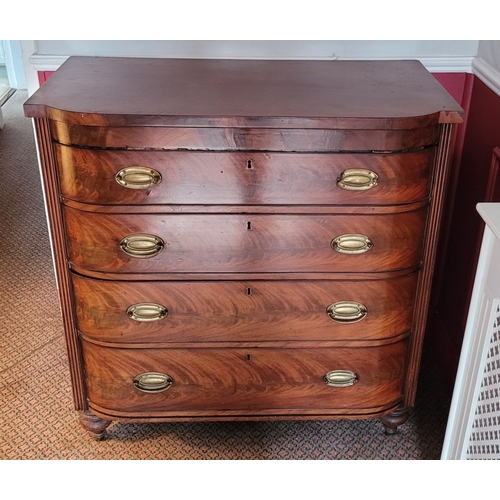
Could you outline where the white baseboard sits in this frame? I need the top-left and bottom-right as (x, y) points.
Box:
(28, 53), (474, 73)
(29, 55), (68, 71)
(472, 57), (500, 98)
(336, 56), (474, 73)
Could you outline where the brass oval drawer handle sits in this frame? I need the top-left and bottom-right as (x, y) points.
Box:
(115, 166), (162, 190)
(324, 370), (358, 387)
(120, 234), (164, 259)
(133, 372), (173, 393)
(337, 169), (378, 191)
(327, 301), (367, 323)
(127, 303), (168, 322)
(331, 234), (373, 254)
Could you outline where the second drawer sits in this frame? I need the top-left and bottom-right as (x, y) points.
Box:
(64, 207), (427, 274)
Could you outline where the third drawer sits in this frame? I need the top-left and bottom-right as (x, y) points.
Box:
(73, 272), (418, 344)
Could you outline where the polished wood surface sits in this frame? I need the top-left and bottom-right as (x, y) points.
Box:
(33, 119), (86, 409)
(380, 407), (411, 435)
(62, 199), (429, 215)
(50, 122), (441, 151)
(24, 58), (462, 127)
(72, 273), (418, 344)
(82, 339), (407, 415)
(64, 208), (427, 274)
(405, 124), (455, 405)
(78, 410), (111, 441)
(24, 58), (462, 437)
(56, 145), (434, 206)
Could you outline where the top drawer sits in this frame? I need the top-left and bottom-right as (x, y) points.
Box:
(55, 146), (434, 206)
(50, 122), (441, 151)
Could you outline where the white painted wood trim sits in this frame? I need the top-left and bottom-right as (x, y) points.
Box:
(441, 226), (494, 459)
(472, 57), (500, 98)
(29, 54), (68, 71)
(338, 56), (473, 73)
(2, 40), (22, 88)
(477, 201), (500, 242)
(441, 203), (500, 459)
(27, 53), (474, 74)
(21, 41), (41, 96)
(0, 42), (5, 64)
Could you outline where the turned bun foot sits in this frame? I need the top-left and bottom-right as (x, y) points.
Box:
(380, 407), (410, 435)
(79, 411), (112, 440)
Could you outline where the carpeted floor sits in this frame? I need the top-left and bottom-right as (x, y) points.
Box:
(0, 90), (452, 459)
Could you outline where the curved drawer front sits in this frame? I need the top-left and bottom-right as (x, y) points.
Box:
(56, 145), (434, 206)
(64, 207), (427, 274)
(72, 273), (418, 343)
(82, 340), (407, 415)
(50, 121), (440, 151)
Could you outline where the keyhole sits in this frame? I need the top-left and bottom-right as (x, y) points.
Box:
(247, 159), (253, 169)
(246, 287), (252, 296)
(247, 221), (252, 230)
(246, 354), (251, 361)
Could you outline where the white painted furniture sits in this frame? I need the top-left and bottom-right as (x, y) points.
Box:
(442, 203), (500, 459)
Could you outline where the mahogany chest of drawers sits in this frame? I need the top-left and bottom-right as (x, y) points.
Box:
(24, 56), (463, 440)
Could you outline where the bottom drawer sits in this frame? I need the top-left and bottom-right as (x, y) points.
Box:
(82, 340), (406, 417)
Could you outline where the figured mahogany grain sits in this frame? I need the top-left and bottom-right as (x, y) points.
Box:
(62, 199), (429, 215)
(56, 145), (435, 206)
(72, 273), (418, 343)
(64, 208), (427, 274)
(88, 406), (402, 420)
(23, 57), (462, 437)
(81, 340), (407, 414)
(50, 122), (440, 152)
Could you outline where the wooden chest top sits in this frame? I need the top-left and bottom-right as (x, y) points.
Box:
(23, 57), (463, 128)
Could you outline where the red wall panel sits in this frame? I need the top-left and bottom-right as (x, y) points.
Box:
(38, 71), (55, 86)
(428, 76), (500, 392)
(433, 73), (469, 104)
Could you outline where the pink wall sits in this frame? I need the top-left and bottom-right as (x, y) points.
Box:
(428, 75), (500, 391)
(38, 71), (54, 86)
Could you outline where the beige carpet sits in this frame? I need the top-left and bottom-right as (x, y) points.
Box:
(0, 90), (452, 459)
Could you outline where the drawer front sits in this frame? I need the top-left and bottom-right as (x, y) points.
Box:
(51, 122), (440, 151)
(73, 273), (418, 343)
(64, 207), (427, 274)
(82, 340), (407, 414)
(56, 145), (434, 206)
